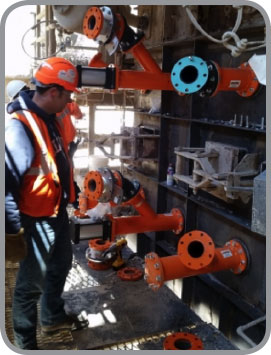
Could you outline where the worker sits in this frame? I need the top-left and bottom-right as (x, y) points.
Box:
(6, 79), (30, 101)
(5, 57), (88, 350)
(6, 79), (83, 207)
(56, 100), (84, 161)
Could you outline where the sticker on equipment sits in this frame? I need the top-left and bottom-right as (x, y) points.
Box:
(221, 249), (232, 258)
(229, 80), (241, 88)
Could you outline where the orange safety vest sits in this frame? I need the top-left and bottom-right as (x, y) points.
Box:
(56, 102), (83, 144)
(13, 109), (75, 217)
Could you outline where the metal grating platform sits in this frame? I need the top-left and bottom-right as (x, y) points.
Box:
(5, 241), (237, 350)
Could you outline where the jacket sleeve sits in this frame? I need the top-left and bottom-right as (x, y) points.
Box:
(5, 119), (35, 234)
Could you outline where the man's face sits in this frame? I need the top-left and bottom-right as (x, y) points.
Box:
(49, 87), (73, 113)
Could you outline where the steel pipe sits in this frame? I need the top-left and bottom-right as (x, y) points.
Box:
(144, 230), (249, 291)
(171, 55), (259, 97)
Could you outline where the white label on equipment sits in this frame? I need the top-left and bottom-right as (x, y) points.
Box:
(221, 249), (233, 258)
(229, 80), (241, 88)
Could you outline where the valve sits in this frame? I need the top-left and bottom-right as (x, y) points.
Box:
(144, 230), (249, 291)
(171, 55), (259, 97)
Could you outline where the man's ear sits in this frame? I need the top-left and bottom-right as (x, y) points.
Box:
(48, 86), (59, 98)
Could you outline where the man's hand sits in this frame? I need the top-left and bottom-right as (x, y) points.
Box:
(5, 228), (27, 263)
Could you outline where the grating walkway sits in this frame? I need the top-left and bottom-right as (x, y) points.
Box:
(5, 241), (237, 351)
(5, 260), (78, 350)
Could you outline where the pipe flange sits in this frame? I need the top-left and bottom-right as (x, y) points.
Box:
(117, 267), (143, 281)
(87, 239), (115, 270)
(88, 260), (113, 270)
(171, 208), (184, 234)
(98, 168), (115, 203)
(177, 230), (215, 270)
(236, 62), (259, 98)
(88, 238), (112, 253)
(171, 56), (209, 94)
(225, 239), (248, 274)
(83, 6), (114, 44)
(84, 171), (104, 201)
(111, 171), (124, 205)
(144, 252), (164, 291)
(163, 332), (204, 350)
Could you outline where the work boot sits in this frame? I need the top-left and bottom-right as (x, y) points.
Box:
(41, 313), (89, 335)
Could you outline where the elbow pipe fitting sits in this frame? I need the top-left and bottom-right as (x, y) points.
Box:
(81, 168), (184, 240)
(144, 230), (249, 291)
(171, 55), (259, 97)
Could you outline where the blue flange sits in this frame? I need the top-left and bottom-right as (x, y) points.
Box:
(171, 56), (209, 94)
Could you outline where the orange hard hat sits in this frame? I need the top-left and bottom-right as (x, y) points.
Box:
(33, 57), (79, 92)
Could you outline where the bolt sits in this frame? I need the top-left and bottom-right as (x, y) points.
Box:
(240, 115), (244, 127)
(148, 283), (155, 288)
(233, 114), (237, 126)
(156, 275), (161, 282)
(144, 274), (148, 280)
(249, 88), (255, 92)
(245, 115), (249, 128)
(189, 56), (193, 61)
(154, 263), (160, 270)
(261, 117), (265, 130)
(241, 260), (246, 265)
(242, 92), (247, 97)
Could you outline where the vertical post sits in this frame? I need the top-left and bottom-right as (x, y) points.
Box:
(88, 104), (95, 156)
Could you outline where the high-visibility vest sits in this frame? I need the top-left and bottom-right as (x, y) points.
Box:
(56, 102), (83, 144)
(12, 108), (75, 217)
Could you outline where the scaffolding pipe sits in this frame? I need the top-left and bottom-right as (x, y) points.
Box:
(236, 315), (266, 348)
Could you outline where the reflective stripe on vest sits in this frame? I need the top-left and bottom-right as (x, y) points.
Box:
(17, 96), (58, 178)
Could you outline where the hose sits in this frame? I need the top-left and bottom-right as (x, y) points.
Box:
(184, 5), (266, 57)
(21, 20), (63, 60)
